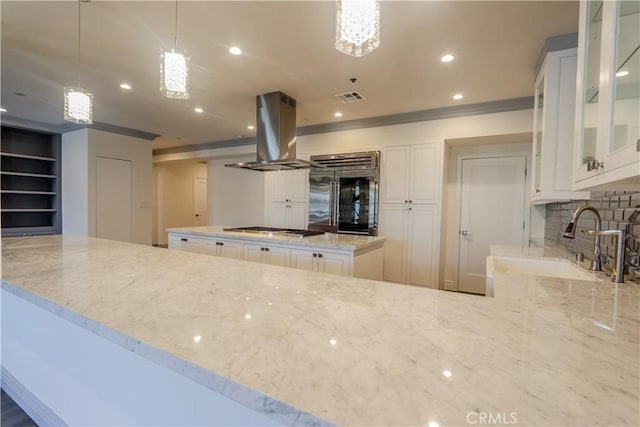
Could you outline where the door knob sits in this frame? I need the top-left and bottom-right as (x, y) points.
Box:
(460, 230), (472, 236)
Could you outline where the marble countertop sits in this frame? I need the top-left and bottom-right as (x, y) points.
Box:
(166, 226), (386, 253)
(2, 235), (639, 426)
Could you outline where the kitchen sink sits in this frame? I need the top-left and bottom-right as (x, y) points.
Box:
(487, 255), (600, 282)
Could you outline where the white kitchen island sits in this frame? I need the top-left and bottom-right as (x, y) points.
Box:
(1, 235), (639, 426)
(166, 226), (386, 280)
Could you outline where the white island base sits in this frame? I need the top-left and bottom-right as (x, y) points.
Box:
(167, 226), (386, 280)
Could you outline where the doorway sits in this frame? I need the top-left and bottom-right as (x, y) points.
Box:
(193, 177), (207, 226)
(457, 155), (527, 294)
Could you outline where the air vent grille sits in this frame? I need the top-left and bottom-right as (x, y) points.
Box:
(310, 151), (379, 169)
(334, 91), (365, 104)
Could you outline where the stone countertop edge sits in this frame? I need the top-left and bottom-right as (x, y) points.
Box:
(0, 280), (333, 427)
(165, 227), (386, 252)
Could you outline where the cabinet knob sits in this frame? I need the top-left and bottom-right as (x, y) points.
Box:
(586, 158), (604, 171)
(313, 253), (318, 257)
(261, 247), (265, 251)
(460, 230), (473, 236)
(405, 200), (408, 203)
(318, 253), (323, 258)
(265, 247), (270, 252)
(181, 238), (188, 242)
(409, 200), (412, 203)
(408, 207), (412, 211)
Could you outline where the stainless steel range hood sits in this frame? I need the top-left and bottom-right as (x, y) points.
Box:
(225, 91), (324, 171)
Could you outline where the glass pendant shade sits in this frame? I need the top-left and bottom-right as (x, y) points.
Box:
(63, 86), (93, 124)
(160, 49), (190, 99)
(335, 0), (380, 57)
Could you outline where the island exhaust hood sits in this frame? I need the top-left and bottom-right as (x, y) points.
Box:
(225, 91), (324, 171)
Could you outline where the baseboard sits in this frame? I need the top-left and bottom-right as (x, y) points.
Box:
(1, 366), (67, 427)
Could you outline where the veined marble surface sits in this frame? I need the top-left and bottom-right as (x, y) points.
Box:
(2, 235), (639, 426)
(166, 226), (385, 253)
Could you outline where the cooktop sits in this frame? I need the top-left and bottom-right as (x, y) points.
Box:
(222, 226), (324, 237)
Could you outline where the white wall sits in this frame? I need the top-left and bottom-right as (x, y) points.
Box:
(153, 161), (207, 245)
(62, 129), (153, 245)
(62, 129), (89, 235)
(207, 157), (265, 227)
(155, 109), (535, 229)
(441, 140), (532, 291)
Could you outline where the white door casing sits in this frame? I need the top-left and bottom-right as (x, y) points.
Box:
(96, 157), (132, 243)
(458, 156), (527, 294)
(193, 177), (207, 226)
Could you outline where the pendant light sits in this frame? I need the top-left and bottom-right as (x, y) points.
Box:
(335, 0), (381, 57)
(64, 0), (93, 124)
(160, 0), (190, 99)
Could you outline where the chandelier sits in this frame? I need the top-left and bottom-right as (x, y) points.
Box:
(64, 0), (93, 124)
(335, 0), (380, 57)
(160, 0), (190, 99)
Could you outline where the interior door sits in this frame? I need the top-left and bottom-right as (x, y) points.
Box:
(458, 156), (527, 294)
(96, 157), (132, 243)
(193, 177), (207, 226)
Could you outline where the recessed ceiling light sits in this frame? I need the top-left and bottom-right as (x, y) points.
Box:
(0, 108), (6, 113)
(441, 54), (455, 63)
(453, 93), (464, 100)
(194, 107), (204, 113)
(247, 125), (255, 130)
(616, 70), (629, 77)
(229, 46), (242, 55)
(334, 112), (343, 117)
(119, 83), (132, 90)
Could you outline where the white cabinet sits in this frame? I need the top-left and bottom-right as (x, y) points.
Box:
(267, 202), (308, 229)
(379, 204), (439, 288)
(531, 48), (590, 203)
(380, 143), (441, 204)
(379, 142), (442, 287)
(573, 0), (640, 190)
(242, 242), (291, 268)
(266, 169), (309, 204)
(290, 248), (351, 276)
(168, 234), (242, 259)
(265, 168), (309, 229)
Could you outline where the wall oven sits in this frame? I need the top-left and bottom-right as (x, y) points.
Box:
(308, 151), (380, 236)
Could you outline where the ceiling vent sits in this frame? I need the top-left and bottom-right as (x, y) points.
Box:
(334, 91), (365, 103)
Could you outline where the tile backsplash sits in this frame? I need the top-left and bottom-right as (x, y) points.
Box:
(545, 191), (640, 283)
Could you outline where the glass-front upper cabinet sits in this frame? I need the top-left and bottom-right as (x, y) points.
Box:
(531, 41), (590, 204)
(573, 0), (640, 190)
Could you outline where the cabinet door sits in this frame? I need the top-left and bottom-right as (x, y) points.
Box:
(168, 235), (186, 250)
(379, 204), (408, 283)
(290, 248), (317, 272)
(266, 171), (289, 203)
(288, 169), (309, 203)
(317, 252), (351, 276)
(410, 144), (441, 204)
(267, 202), (289, 229)
(406, 205), (439, 288)
(242, 243), (264, 264)
(380, 146), (410, 204)
(264, 246), (291, 268)
(288, 203), (309, 230)
(217, 239), (243, 259)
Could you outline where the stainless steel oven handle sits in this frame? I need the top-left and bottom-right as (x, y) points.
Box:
(334, 180), (340, 231)
(328, 182), (334, 227)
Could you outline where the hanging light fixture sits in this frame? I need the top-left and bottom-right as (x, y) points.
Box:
(64, 0), (93, 124)
(335, 0), (381, 57)
(160, 0), (190, 99)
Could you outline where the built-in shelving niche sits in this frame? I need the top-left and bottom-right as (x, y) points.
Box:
(1, 126), (62, 236)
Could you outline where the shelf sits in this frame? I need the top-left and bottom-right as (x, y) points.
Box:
(1, 190), (57, 195)
(1, 209), (56, 213)
(0, 171), (56, 179)
(0, 152), (56, 162)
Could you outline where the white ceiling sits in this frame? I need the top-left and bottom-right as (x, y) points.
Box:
(1, 1), (579, 150)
